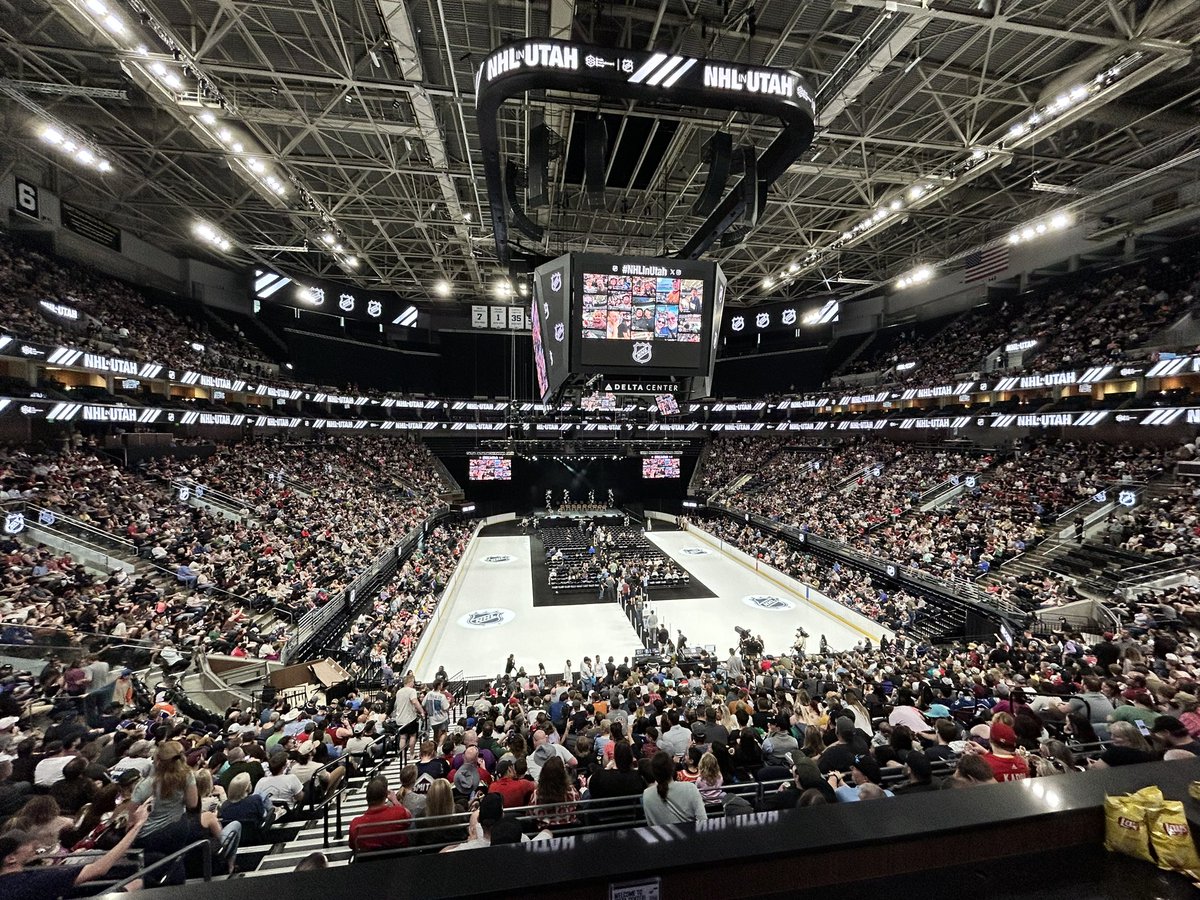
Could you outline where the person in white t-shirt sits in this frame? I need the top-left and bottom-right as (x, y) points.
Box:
(254, 752), (304, 812)
(393, 674), (423, 757)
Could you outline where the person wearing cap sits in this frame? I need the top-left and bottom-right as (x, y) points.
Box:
(349, 775), (411, 852)
(761, 714), (799, 766)
(0, 799), (151, 900)
(828, 754), (894, 801)
(442, 793), (505, 852)
(890, 751), (941, 795)
(1149, 716), (1200, 757)
(975, 722), (1029, 782)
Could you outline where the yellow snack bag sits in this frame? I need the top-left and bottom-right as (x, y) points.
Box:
(1104, 793), (1154, 863)
(1147, 800), (1200, 874)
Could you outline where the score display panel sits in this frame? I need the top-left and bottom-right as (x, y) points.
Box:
(642, 455), (681, 479)
(572, 253), (722, 378)
(468, 455), (512, 481)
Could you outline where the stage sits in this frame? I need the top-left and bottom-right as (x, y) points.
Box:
(410, 520), (892, 682)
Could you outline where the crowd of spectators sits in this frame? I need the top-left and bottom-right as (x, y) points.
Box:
(695, 437), (1172, 586)
(1, 434), (452, 660)
(0, 233), (275, 378)
(340, 522), (474, 678)
(833, 250), (1200, 389)
(1101, 486), (1200, 558)
(331, 588), (1200, 854)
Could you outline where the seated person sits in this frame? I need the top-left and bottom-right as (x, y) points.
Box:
(349, 776), (411, 852)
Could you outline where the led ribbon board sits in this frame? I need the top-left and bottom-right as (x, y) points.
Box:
(475, 39), (816, 264)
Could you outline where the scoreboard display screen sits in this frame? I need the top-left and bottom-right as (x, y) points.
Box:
(468, 455), (512, 481)
(574, 254), (721, 377)
(531, 252), (724, 402)
(581, 273), (704, 344)
(642, 455), (681, 479)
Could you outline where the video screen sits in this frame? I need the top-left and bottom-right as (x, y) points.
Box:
(581, 273), (704, 344)
(656, 394), (680, 416)
(642, 455), (680, 479)
(469, 456), (512, 481)
(580, 392), (618, 412)
(531, 297), (549, 401)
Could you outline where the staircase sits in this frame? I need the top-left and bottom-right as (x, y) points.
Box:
(245, 688), (471, 876)
(245, 753), (412, 876)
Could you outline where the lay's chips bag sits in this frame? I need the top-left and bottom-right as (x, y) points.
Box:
(1147, 800), (1200, 875)
(1105, 793), (1154, 863)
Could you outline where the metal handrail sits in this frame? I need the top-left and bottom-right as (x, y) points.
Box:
(93, 838), (214, 893)
(22, 502), (139, 555)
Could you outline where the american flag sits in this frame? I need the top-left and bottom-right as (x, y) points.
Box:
(962, 245), (1010, 283)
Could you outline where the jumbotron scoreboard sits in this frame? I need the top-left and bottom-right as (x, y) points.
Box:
(531, 252), (726, 403)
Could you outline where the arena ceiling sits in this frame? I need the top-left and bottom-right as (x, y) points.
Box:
(2, 0), (1200, 306)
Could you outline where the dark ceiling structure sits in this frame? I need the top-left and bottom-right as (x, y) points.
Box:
(2, 0), (1199, 307)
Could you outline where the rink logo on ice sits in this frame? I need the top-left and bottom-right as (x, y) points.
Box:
(482, 554), (515, 564)
(741, 595), (794, 611)
(459, 608), (516, 629)
(680, 547), (710, 556)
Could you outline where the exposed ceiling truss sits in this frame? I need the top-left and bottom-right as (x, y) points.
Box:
(1, 0), (1199, 306)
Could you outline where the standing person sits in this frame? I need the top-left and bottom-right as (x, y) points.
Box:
(642, 751), (707, 825)
(579, 658), (594, 692)
(131, 742), (240, 870)
(393, 674), (423, 761)
(423, 680), (450, 746)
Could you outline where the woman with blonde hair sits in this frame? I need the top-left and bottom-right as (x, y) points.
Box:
(1089, 721), (1156, 769)
(131, 741), (240, 869)
(416, 778), (465, 847)
(695, 751), (725, 802)
(193, 768), (224, 815)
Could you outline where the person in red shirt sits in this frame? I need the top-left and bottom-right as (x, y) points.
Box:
(979, 722), (1029, 782)
(487, 758), (535, 809)
(349, 776), (411, 852)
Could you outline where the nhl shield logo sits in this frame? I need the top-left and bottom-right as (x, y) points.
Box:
(1118, 490), (1137, 507)
(37, 509), (56, 526)
(554, 322), (565, 342)
(339, 293), (355, 312)
(632, 342), (653, 364)
(3, 512), (25, 535)
(741, 594), (795, 611)
(178, 486), (191, 502)
(550, 272), (562, 292)
(367, 300), (382, 318)
(458, 607), (515, 629)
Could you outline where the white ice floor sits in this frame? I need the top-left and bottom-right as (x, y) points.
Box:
(411, 526), (890, 682)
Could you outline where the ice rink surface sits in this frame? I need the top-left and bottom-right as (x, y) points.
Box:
(412, 526), (889, 681)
